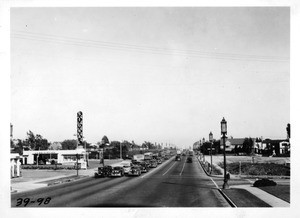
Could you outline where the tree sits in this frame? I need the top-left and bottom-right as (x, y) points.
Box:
(242, 137), (254, 155)
(142, 141), (154, 150)
(100, 135), (110, 148)
(25, 130), (50, 150)
(61, 139), (77, 150)
(11, 139), (26, 155)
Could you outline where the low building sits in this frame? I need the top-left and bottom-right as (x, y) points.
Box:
(22, 146), (86, 166)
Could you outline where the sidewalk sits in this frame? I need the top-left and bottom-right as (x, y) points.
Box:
(229, 184), (289, 207)
(197, 155), (290, 207)
(11, 168), (97, 193)
(11, 159), (124, 193)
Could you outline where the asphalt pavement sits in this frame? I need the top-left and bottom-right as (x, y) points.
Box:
(10, 156), (290, 207)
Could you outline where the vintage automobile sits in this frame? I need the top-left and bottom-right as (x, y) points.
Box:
(119, 161), (132, 175)
(175, 155), (181, 161)
(128, 166), (142, 176)
(149, 159), (158, 168)
(187, 156), (193, 163)
(157, 158), (162, 164)
(138, 161), (149, 173)
(94, 165), (112, 178)
(110, 166), (125, 177)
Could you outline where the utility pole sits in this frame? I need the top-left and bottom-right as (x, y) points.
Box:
(120, 141), (122, 160)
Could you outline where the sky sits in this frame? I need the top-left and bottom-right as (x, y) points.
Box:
(10, 7), (290, 148)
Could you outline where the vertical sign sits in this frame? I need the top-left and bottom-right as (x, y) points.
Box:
(77, 111), (83, 146)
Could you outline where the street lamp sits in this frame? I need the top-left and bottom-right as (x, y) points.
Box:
(202, 137), (205, 162)
(221, 117), (229, 189)
(209, 132), (213, 175)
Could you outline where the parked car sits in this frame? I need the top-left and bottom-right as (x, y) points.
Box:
(157, 158), (162, 164)
(138, 162), (149, 173)
(120, 161), (132, 175)
(128, 166), (142, 176)
(144, 160), (151, 168)
(149, 160), (158, 168)
(94, 166), (112, 178)
(110, 166), (125, 177)
(187, 157), (193, 163)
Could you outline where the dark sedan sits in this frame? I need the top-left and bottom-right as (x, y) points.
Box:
(94, 166), (112, 178)
(128, 166), (142, 176)
(110, 166), (125, 177)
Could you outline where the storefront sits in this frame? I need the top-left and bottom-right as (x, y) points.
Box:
(23, 147), (87, 168)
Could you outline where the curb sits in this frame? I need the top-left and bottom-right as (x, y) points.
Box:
(217, 189), (237, 207)
(196, 156), (237, 207)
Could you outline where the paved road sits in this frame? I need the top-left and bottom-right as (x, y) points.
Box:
(11, 156), (230, 207)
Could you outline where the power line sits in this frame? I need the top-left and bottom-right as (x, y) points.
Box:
(11, 30), (289, 63)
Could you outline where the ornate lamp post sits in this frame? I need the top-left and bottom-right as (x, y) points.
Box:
(221, 117), (229, 189)
(209, 132), (213, 175)
(202, 137), (205, 162)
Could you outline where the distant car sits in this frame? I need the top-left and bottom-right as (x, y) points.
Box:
(120, 161), (132, 175)
(138, 162), (149, 173)
(128, 166), (142, 176)
(187, 157), (193, 163)
(94, 166), (112, 178)
(144, 160), (151, 168)
(157, 158), (162, 164)
(149, 160), (158, 168)
(110, 166), (125, 177)
(175, 155), (181, 161)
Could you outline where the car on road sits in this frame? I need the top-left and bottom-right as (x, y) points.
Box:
(187, 157), (193, 163)
(157, 158), (162, 164)
(128, 166), (142, 176)
(119, 161), (132, 175)
(94, 166), (112, 178)
(149, 160), (158, 168)
(175, 155), (181, 161)
(138, 161), (149, 173)
(110, 166), (125, 177)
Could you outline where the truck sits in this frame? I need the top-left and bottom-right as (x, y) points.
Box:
(144, 152), (153, 161)
(132, 154), (145, 163)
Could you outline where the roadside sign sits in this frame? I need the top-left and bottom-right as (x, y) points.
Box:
(77, 111), (83, 145)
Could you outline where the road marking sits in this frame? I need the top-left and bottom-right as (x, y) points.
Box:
(162, 162), (176, 176)
(141, 157), (174, 178)
(210, 177), (219, 189)
(179, 159), (186, 176)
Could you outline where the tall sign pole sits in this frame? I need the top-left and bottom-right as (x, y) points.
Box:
(77, 111), (83, 148)
(76, 111), (83, 176)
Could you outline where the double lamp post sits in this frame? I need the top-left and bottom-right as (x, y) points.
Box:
(208, 118), (229, 188)
(221, 117), (229, 189)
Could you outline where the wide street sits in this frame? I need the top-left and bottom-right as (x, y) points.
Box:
(11, 156), (231, 207)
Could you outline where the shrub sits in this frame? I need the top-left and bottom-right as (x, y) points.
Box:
(253, 178), (277, 187)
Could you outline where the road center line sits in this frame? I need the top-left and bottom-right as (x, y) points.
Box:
(162, 162), (176, 176)
(141, 157), (174, 178)
(179, 159), (186, 176)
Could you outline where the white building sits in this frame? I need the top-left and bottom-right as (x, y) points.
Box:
(22, 146), (87, 167)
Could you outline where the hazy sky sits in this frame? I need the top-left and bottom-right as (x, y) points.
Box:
(10, 7), (290, 148)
